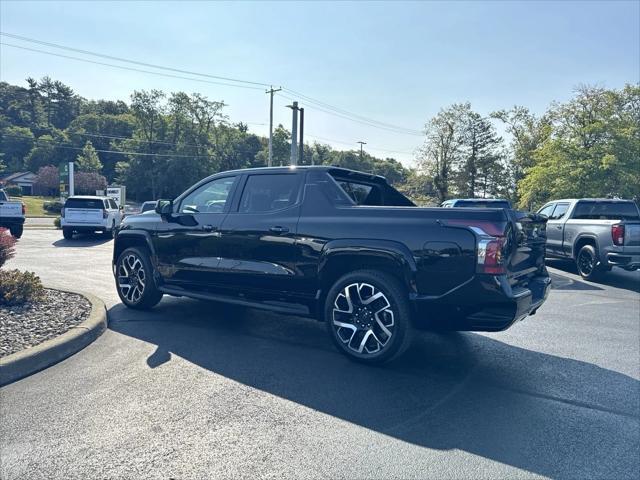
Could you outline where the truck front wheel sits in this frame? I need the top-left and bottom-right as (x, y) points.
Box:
(576, 244), (605, 281)
(325, 270), (413, 364)
(9, 225), (23, 239)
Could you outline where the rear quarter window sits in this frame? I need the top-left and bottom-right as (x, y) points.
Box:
(572, 202), (640, 220)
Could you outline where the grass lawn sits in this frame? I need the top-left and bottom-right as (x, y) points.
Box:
(10, 196), (58, 217)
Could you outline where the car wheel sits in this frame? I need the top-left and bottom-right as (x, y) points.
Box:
(62, 228), (74, 240)
(9, 225), (23, 239)
(325, 269), (413, 364)
(576, 244), (603, 280)
(116, 247), (163, 310)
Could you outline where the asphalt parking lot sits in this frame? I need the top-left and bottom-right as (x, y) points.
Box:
(2, 229), (639, 479)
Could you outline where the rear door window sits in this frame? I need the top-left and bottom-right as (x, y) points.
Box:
(572, 202), (640, 220)
(239, 174), (301, 213)
(0, 191), (8, 201)
(108, 199), (118, 210)
(64, 198), (104, 209)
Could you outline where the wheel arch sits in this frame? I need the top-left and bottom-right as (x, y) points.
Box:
(573, 234), (598, 260)
(113, 230), (156, 267)
(316, 239), (417, 319)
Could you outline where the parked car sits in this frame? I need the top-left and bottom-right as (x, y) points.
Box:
(537, 198), (640, 279)
(112, 166), (550, 364)
(140, 200), (158, 213)
(441, 198), (512, 209)
(123, 203), (141, 217)
(61, 195), (123, 240)
(0, 188), (25, 238)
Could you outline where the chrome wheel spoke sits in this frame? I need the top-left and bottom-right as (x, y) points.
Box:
(118, 254), (146, 303)
(332, 282), (395, 356)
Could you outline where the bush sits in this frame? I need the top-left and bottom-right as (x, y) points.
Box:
(0, 228), (16, 267)
(43, 200), (64, 214)
(0, 269), (45, 306)
(4, 185), (22, 197)
(54, 216), (61, 229)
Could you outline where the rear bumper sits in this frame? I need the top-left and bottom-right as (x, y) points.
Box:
(62, 224), (107, 232)
(0, 217), (25, 227)
(411, 272), (551, 332)
(606, 253), (640, 269)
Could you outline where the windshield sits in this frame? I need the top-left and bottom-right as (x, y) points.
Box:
(64, 198), (105, 209)
(572, 201), (640, 220)
(455, 200), (511, 209)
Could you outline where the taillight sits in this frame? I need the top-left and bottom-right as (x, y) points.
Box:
(478, 237), (507, 274)
(612, 224), (625, 246)
(22, 203), (26, 215)
(445, 219), (509, 275)
(102, 209), (108, 219)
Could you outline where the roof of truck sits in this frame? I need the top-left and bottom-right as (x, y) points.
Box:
(220, 165), (387, 181)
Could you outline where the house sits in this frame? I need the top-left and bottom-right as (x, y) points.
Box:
(0, 171), (36, 195)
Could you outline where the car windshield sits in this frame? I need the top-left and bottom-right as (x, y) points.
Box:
(64, 198), (104, 209)
(141, 202), (156, 212)
(572, 201), (640, 220)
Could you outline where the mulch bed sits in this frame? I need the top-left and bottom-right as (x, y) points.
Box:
(0, 289), (91, 358)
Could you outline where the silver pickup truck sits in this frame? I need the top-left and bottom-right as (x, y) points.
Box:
(538, 198), (640, 279)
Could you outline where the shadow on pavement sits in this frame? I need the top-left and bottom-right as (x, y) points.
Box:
(109, 300), (639, 479)
(547, 259), (640, 293)
(53, 234), (113, 247)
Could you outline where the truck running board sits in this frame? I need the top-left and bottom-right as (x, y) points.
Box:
(158, 286), (311, 316)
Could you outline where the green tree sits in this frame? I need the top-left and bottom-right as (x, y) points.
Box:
(0, 126), (35, 171)
(75, 141), (102, 173)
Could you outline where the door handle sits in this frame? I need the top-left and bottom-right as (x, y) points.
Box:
(555, 225), (562, 229)
(269, 226), (289, 234)
(202, 224), (217, 232)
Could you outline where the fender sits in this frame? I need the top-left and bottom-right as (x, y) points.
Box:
(113, 229), (157, 265)
(318, 238), (418, 293)
(572, 232), (598, 258)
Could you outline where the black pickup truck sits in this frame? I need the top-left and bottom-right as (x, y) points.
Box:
(113, 166), (550, 363)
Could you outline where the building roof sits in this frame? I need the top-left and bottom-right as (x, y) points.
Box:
(0, 171), (36, 183)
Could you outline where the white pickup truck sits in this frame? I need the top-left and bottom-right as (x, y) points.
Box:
(0, 189), (25, 238)
(61, 195), (123, 240)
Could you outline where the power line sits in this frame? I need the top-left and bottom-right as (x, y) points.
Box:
(0, 42), (265, 91)
(2, 32), (425, 136)
(304, 133), (415, 155)
(283, 87), (423, 135)
(0, 32), (270, 87)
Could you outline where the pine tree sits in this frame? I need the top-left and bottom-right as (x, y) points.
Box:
(75, 141), (103, 173)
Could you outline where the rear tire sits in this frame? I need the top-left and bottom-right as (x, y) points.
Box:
(325, 269), (413, 365)
(115, 247), (163, 310)
(62, 228), (74, 240)
(103, 221), (115, 238)
(9, 225), (23, 239)
(576, 244), (604, 281)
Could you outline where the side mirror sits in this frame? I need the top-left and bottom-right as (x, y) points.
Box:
(155, 199), (173, 216)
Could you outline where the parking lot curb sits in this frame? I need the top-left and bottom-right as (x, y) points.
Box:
(0, 289), (107, 387)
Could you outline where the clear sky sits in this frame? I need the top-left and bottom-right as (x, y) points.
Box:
(1, 1), (638, 166)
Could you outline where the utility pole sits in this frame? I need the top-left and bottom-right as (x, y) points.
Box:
(265, 86), (282, 167)
(298, 108), (304, 165)
(286, 101), (299, 166)
(357, 141), (367, 159)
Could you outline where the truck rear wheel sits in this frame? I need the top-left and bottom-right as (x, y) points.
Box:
(9, 225), (23, 239)
(576, 244), (604, 281)
(62, 228), (74, 240)
(325, 270), (413, 364)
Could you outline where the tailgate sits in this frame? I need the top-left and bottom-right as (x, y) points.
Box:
(0, 202), (23, 218)
(65, 208), (103, 224)
(507, 211), (547, 280)
(625, 223), (640, 247)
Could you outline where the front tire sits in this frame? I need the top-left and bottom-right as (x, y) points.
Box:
(325, 270), (413, 364)
(9, 225), (23, 239)
(62, 228), (74, 240)
(116, 247), (163, 310)
(576, 244), (604, 280)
